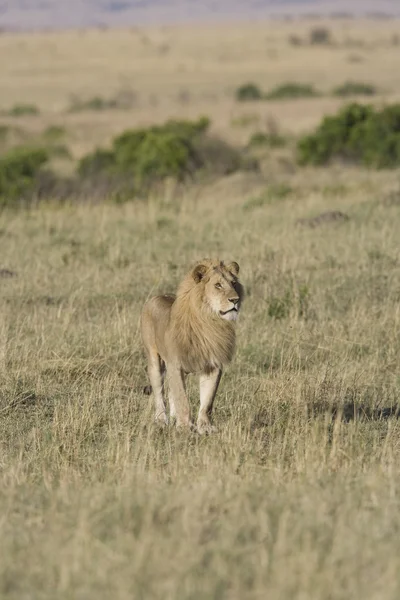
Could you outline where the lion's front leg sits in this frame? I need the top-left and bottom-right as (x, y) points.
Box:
(147, 354), (167, 426)
(197, 368), (222, 434)
(167, 366), (192, 428)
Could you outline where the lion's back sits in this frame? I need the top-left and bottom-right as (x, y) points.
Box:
(140, 295), (176, 359)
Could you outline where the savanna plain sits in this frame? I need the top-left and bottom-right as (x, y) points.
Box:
(1, 17), (400, 599)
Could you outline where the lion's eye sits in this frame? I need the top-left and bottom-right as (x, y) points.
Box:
(215, 283), (222, 290)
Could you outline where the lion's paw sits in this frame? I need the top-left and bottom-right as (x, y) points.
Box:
(154, 414), (168, 428)
(175, 420), (196, 432)
(197, 421), (217, 435)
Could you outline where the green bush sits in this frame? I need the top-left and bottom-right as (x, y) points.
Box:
(266, 83), (320, 100)
(129, 131), (197, 182)
(111, 117), (210, 173)
(78, 149), (116, 178)
(111, 118), (208, 182)
(78, 116), (252, 194)
(297, 102), (400, 168)
(0, 117), (256, 205)
(248, 132), (286, 149)
(235, 83), (263, 102)
(69, 96), (114, 112)
(43, 125), (66, 141)
(68, 90), (137, 113)
(333, 82), (377, 97)
(6, 104), (40, 117)
(0, 147), (49, 205)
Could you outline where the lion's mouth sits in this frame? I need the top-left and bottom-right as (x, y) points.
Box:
(219, 307), (238, 316)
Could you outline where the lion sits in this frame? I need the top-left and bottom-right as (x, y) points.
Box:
(140, 258), (244, 433)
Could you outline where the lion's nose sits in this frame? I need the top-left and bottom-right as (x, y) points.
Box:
(230, 297), (239, 306)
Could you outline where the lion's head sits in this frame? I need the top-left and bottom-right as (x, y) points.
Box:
(188, 258), (244, 322)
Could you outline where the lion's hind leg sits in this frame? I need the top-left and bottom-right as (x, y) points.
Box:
(147, 353), (168, 425)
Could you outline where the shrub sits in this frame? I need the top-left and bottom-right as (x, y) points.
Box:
(297, 102), (400, 168)
(69, 96), (113, 112)
(43, 125), (66, 141)
(32, 170), (77, 202)
(78, 116), (253, 195)
(333, 81), (377, 97)
(129, 131), (198, 183)
(78, 149), (116, 179)
(111, 118), (210, 181)
(6, 104), (40, 117)
(266, 83), (320, 100)
(235, 83), (263, 102)
(68, 90), (137, 113)
(309, 27), (332, 45)
(0, 147), (49, 205)
(248, 132), (286, 149)
(194, 135), (246, 176)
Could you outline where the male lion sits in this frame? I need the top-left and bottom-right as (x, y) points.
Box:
(140, 258), (244, 433)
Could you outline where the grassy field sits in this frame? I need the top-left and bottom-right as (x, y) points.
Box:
(1, 17), (400, 599)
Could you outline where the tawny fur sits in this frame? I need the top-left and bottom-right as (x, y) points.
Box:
(140, 258), (244, 431)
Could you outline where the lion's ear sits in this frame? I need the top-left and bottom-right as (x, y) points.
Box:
(192, 263), (208, 283)
(227, 261), (240, 277)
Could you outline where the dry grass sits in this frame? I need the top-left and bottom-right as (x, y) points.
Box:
(2, 168), (400, 598)
(1, 18), (400, 599)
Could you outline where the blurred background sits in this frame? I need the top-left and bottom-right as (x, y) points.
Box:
(2, 0), (400, 195)
(2, 0), (400, 29)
